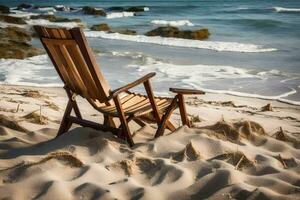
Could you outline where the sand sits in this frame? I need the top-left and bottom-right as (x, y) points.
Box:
(0, 85), (299, 200)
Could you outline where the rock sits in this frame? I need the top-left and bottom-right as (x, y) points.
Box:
(30, 15), (81, 22)
(146, 26), (178, 37)
(126, 6), (145, 12)
(0, 5), (10, 14)
(146, 26), (210, 40)
(113, 29), (136, 35)
(16, 3), (32, 10)
(0, 15), (27, 24)
(91, 23), (110, 31)
(0, 27), (43, 59)
(90, 23), (136, 35)
(81, 6), (106, 16)
(0, 26), (31, 42)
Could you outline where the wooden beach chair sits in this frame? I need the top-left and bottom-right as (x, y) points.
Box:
(34, 26), (205, 146)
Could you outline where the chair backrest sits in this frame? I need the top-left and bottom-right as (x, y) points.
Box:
(34, 26), (111, 104)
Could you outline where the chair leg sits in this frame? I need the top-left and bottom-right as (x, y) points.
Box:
(72, 100), (82, 119)
(104, 115), (116, 128)
(56, 100), (73, 137)
(143, 80), (162, 125)
(178, 94), (190, 127)
(114, 96), (134, 146)
(165, 120), (176, 131)
(155, 97), (178, 138)
(64, 86), (82, 119)
(133, 118), (146, 127)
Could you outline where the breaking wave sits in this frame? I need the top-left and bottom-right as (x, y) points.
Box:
(106, 11), (135, 19)
(151, 20), (194, 26)
(85, 31), (277, 53)
(273, 7), (300, 13)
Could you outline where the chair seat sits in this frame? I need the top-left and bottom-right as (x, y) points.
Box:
(93, 92), (174, 117)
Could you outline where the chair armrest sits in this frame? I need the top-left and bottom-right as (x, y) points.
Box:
(110, 72), (156, 98)
(170, 88), (205, 95)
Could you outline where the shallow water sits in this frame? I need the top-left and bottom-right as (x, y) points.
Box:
(0, 0), (299, 104)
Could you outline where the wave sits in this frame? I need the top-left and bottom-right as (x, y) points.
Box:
(129, 59), (299, 104)
(8, 10), (39, 18)
(25, 19), (81, 28)
(54, 5), (71, 12)
(273, 7), (300, 13)
(223, 7), (300, 14)
(151, 20), (194, 27)
(106, 12), (135, 19)
(85, 31), (277, 53)
(0, 53), (299, 105)
(35, 7), (57, 13)
(222, 7), (267, 14)
(0, 55), (62, 87)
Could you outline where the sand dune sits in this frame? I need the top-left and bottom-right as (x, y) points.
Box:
(0, 85), (299, 200)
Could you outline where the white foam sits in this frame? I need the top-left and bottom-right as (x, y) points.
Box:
(151, 20), (194, 26)
(144, 7), (150, 11)
(26, 19), (81, 28)
(131, 61), (255, 82)
(36, 7), (57, 13)
(54, 5), (70, 12)
(0, 55), (62, 87)
(8, 10), (39, 18)
(85, 31), (277, 53)
(257, 69), (283, 76)
(199, 87), (297, 102)
(109, 51), (143, 59)
(273, 7), (300, 13)
(106, 12), (135, 19)
(128, 59), (299, 104)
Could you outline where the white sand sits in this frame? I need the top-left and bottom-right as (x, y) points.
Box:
(0, 85), (299, 200)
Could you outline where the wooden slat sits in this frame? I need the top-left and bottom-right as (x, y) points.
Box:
(42, 38), (78, 45)
(58, 29), (67, 39)
(99, 95), (144, 113)
(40, 26), (50, 38)
(54, 45), (83, 94)
(34, 26), (65, 85)
(51, 29), (62, 39)
(70, 28), (111, 103)
(63, 29), (72, 38)
(120, 96), (145, 109)
(59, 45), (88, 97)
(45, 43), (76, 92)
(126, 98), (168, 114)
(45, 27), (56, 38)
(67, 44), (101, 99)
(124, 98), (149, 112)
(132, 100), (171, 116)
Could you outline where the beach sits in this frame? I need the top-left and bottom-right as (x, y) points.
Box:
(0, 1), (300, 199)
(0, 85), (299, 199)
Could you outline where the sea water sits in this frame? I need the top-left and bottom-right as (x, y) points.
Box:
(0, 0), (299, 104)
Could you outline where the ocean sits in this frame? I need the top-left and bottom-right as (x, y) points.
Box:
(0, 0), (300, 104)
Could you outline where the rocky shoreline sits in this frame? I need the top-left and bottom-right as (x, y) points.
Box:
(0, 3), (210, 59)
(0, 26), (43, 59)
